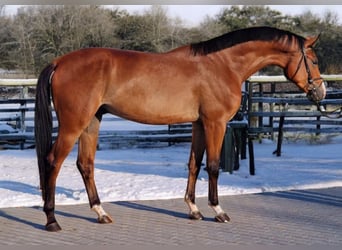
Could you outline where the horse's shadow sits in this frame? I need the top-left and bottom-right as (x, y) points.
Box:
(0, 181), (210, 231)
(0, 180), (91, 231)
(0, 208), (45, 230)
(113, 201), (213, 222)
(0, 180), (85, 200)
(0, 180), (41, 196)
(0, 206), (97, 231)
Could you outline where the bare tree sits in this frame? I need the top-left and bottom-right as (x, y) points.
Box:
(0, 5), (5, 16)
(10, 7), (38, 75)
(3, 4), (342, 75)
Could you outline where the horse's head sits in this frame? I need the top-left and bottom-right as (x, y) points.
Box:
(284, 35), (326, 103)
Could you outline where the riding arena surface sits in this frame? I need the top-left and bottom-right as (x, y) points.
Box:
(0, 187), (341, 246)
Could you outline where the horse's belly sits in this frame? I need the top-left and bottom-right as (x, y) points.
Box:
(106, 100), (199, 125)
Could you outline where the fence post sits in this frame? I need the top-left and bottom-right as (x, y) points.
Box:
(19, 101), (26, 132)
(273, 115), (284, 157)
(220, 126), (235, 174)
(258, 83), (263, 130)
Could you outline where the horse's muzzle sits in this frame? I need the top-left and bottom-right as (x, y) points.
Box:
(306, 81), (326, 103)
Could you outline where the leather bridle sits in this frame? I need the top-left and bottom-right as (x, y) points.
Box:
(290, 48), (324, 102)
(290, 49), (342, 118)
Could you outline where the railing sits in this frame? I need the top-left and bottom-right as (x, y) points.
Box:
(1, 75), (342, 174)
(0, 79), (36, 98)
(3, 75), (342, 139)
(0, 79), (193, 149)
(246, 74), (342, 137)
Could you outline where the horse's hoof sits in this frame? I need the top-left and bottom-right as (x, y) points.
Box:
(214, 213), (230, 223)
(46, 221), (62, 232)
(189, 211), (204, 220)
(98, 214), (113, 224)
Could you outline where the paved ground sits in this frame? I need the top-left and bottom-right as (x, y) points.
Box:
(0, 187), (341, 246)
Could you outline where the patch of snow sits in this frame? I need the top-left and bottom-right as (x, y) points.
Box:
(0, 135), (341, 208)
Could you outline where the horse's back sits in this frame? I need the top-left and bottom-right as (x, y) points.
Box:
(50, 47), (201, 125)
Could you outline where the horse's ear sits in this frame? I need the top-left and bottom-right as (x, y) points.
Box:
(304, 34), (321, 48)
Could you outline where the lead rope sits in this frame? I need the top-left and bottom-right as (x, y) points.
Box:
(317, 103), (342, 119)
(291, 49), (342, 118)
(302, 51), (342, 118)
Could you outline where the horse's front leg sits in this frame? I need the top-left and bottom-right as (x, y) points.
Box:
(77, 116), (113, 224)
(204, 121), (230, 223)
(185, 121), (206, 220)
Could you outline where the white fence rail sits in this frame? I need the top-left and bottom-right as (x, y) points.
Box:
(0, 75), (342, 147)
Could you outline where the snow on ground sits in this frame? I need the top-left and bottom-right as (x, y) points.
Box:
(0, 134), (341, 209)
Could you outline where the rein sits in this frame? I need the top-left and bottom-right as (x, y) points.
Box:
(316, 103), (342, 119)
(291, 49), (342, 119)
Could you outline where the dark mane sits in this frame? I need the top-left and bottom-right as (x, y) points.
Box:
(190, 26), (305, 56)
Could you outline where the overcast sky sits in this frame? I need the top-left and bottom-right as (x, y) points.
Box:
(4, 5), (342, 26)
(120, 5), (342, 26)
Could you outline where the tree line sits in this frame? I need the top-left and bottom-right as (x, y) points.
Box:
(1, 5), (342, 77)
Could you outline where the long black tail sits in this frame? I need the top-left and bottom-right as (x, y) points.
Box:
(35, 63), (56, 201)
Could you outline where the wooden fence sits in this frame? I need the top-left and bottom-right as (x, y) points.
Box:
(0, 79), (193, 149)
(247, 75), (342, 136)
(1, 75), (342, 174)
(246, 75), (342, 160)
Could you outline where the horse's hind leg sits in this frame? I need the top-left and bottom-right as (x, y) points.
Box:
(44, 131), (79, 231)
(185, 121), (206, 220)
(77, 115), (113, 224)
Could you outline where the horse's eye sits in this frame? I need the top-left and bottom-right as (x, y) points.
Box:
(312, 59), (318, 65)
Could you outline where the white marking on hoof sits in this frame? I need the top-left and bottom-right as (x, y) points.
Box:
(92, 204), (111, 221)
(185, 199), (203, 220)
(210, 204), (225, 216)
(185, 198), (200, 214)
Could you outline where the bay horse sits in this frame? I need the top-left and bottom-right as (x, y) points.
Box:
(35, 26), (326, 231)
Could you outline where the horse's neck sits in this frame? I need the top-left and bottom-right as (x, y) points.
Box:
(223, 42), (295, 82)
